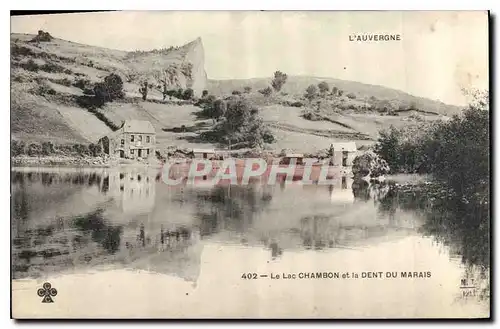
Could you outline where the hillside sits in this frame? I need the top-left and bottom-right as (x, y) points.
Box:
(207, 76), (462, 117)
(11, 32), (461, 154)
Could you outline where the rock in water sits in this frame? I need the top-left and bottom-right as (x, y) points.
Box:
(352, 151), (390, 179)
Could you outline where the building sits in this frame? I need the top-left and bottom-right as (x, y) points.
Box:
(328, 142), (357, 167)
(98, 120), (156, 159)
(280, 153), (305, 165)
(190, 148), (216, 159)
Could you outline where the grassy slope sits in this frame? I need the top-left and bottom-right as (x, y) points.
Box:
(11, 33), (459, 154)
(10, 33), (200, 144)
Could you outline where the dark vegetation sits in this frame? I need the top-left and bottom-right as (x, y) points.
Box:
(198, 98), (275, 149)
(18, 59), (72, 75)
(75, 73), (125, 109)
(375, 90), (489, 199)
(11, 140), (103, 157)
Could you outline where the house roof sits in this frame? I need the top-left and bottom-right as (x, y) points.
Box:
(121, 120), (156, 134)
(329, 142), (357, 152)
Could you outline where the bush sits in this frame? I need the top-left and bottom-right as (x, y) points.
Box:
(88, 143), (103, 157)
(318, 81), (330, 94)
(27, 143), (42, 156)
(259, 86), (273, 97)
(73, 78), (91, 90)
(202, 90), (209, 98)
(182, 88), (194, 100)
(53, 78), (72, 87)
(244, 86), (252, 93)
(19, 59), (39, 72)
(305, 84), (318, 101)
(346, 93), (357, 99)
(232, 90), (242, 95)
(41, 142), (55, 156)
(40, 62), (67, 73)
(36, 84), (57, 96)
(11, 141), (105, 158)
(11, 140), (26, 156)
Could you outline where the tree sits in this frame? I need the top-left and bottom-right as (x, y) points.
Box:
(244, 86), (252, 94)
(346, 93), (357, 99)
(318, 81), (330, 95)
(103, 73), (125, 100)
(338, 90), (344, 97)
(202, 90), (209, 98)
(374, 126), (402, 174)
(232, 90), (242, 96)
(205, 99), (275, 148)
(212, 99), (226, 123)
(139, 81), (149, 101)
(305, 84), (318, 102)
(162, 81), (169, 101)
(331, 86), (339, 96)
(93, 73), (125, 106)
(271, 71), (287, 92)
(259, 86), (273, 97)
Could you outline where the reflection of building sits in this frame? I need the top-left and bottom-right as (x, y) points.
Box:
(328, 176), (354, 203)
(98, 120), (156, 160)
(300, 216), (338, 249)
(108, 169), (156, 214)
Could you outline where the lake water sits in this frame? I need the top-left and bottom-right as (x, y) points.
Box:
(11, 167), (490, 318)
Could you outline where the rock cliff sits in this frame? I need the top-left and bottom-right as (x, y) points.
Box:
(124, 37), (207, 97)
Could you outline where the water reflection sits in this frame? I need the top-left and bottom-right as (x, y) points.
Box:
(11, 168), (489, 304)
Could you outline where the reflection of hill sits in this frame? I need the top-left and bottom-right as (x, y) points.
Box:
(11, 169), (202, 282)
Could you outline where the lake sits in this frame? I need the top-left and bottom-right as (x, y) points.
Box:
(11, 166), (490, 318)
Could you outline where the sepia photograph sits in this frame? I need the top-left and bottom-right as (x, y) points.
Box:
(10, 10), (490, 319)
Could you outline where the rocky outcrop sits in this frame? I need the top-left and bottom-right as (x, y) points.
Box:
(125, 37), (207, 97)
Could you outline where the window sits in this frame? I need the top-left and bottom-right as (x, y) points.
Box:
(146, 136), (150, 143)
(138, 135), (143, 142)
(131, 135), (134, 142)
(131, 149), (135, 155)
(121, 139), (124, 145)
(147, 149), (150, 155)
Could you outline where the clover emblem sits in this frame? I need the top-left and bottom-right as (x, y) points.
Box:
(37, 282), (57, 303)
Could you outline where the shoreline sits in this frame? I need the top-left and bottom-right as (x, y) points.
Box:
(11, 155), (111, 168)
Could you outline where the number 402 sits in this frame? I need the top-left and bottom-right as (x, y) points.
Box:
(241, 273), (257, 279)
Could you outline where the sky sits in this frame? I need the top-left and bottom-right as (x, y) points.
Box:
(11, 11), (489, 106)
